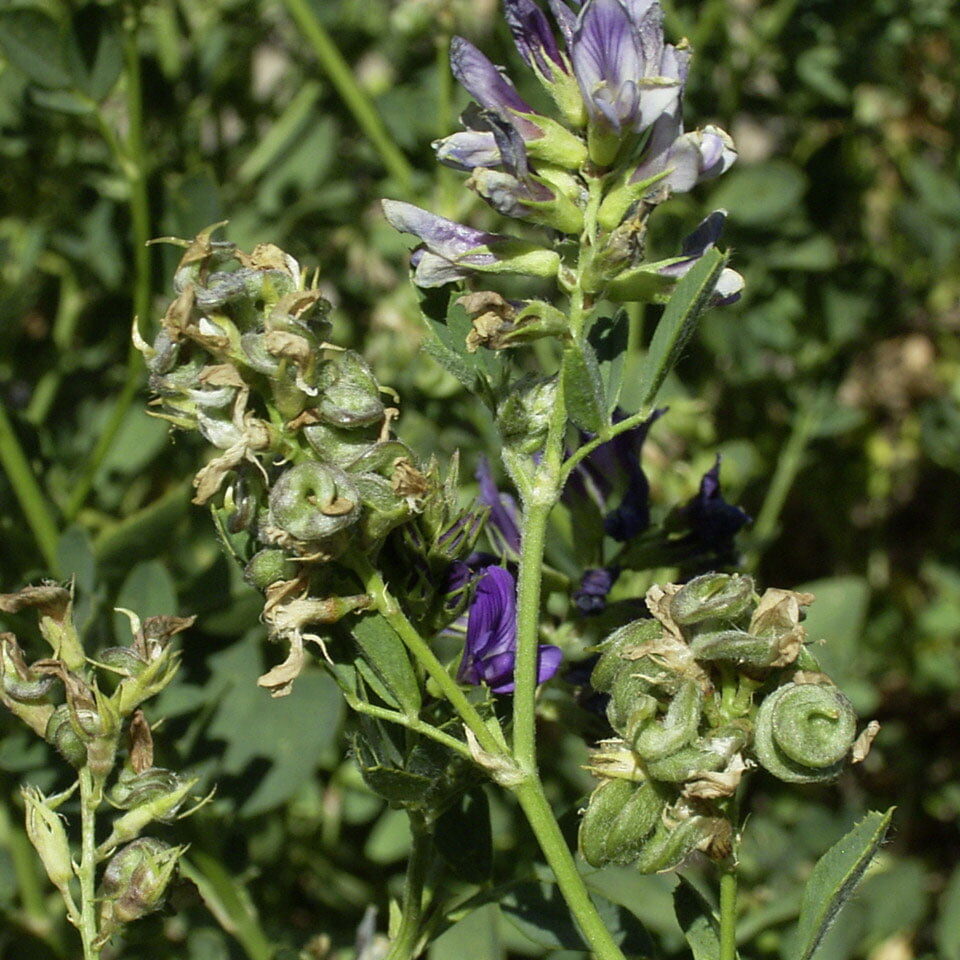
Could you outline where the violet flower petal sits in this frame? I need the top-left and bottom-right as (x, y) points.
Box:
(476, 457), (522, 555)
(504, 0), (566, 76)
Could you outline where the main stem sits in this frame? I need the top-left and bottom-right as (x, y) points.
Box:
(719, 864), (738, 960)
(385, 811), (432, 960)
(78, 769), (101, 960)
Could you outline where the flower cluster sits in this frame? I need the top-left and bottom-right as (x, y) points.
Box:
(579, 573), (878, 873)
(384, 0), (743, 307)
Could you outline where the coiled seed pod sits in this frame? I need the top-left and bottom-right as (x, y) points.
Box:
(631, 680), (703, 761)
(633, 813), (731, 873)
(99, 837), (181, 925)
(590, 619), (661, 694)
(315, 352), (384, 427)
(669, 573), (755, 626)
(45, 704), (88, 767)
(754, 681), (857, 783)
(645, 727), (747, 783)
(243, 550), (299, 591)
(579, 778), (633, 867)
(269, 463), (360, 541)
(605, 781), (666, 864)
(109, 768), (184, 813)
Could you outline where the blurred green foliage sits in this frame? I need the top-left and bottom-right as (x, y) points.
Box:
(0, 0), (958, 957)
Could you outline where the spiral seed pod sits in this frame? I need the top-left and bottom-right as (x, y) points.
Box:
(303, 422), (382, 468)
(605, 781), (666, 864)
(98, 647), (149, 683)
(270, 462), (360, 541)
(45, 704), (88, 767)
(669, 573), (755, 626)
(644, 727), (747, 783)
(590, 619), (662, 694)
(754, 681), (857, 783)
(99, 837), (183, 927)
(633, 813), (732, 873)
(631, 680), (703, 761)
(689, 629), (789, 668)
(607, 674), (657, 736)
(315, 351), (385, 427)
(579, 778), (634, 867)
(108, 768), (184, 813)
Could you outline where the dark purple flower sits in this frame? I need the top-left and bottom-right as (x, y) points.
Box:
(564, 407), (666, 541)
(458, 566), (562, 693)
(504, 0), (568, 78)
(573, 566), (620, 614)
(476, 457), (522, 556)
(678, 455), (751, 556)
(657, 211), (745, 305)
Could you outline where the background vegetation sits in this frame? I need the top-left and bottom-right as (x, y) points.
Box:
(0, 0), (958, 957)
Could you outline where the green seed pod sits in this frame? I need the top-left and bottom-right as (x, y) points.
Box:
(669, 573), (755, 627)
(98, 648), (149, 687)
(99, 837), (183, 926)
(605, 781), (666, 864)
(607, 676), (657, 737)
(109, 767), (184, 813)
(303, 422), (381, 467)
(353, 472), (412, 543)
(689, 629), (787, 668)
(243, 549), (299, 591)
(347, 439), (415, 477)
(269, 462), (360, 541)
(579, 778), (634, 867)
(590, 619), (662, 694)
(632, 680), (703, 761)
(316, 351), (385, 427)
(633, 814), (731, 873)
(45, 704), (87, 767)
(21, 786), (73, 891)
(645, 727), (747, 783)
(754, 682), (857, 783)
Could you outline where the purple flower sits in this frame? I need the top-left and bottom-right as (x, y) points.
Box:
(564, 408), (666, 541)
(658, 211), (745, 305)
(476, 457), (522, 556)
(504, 0), (568, 79)
(573, 566), (620, 614)
(677, 456), (751, 559)
(632, 122), (737, 194)
(450, 37), (544, 141)
(458, 566), (562, 692)
(569, 0), (684, 135)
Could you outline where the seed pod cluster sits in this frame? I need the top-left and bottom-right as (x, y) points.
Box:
(580, 573), (874, 873)
(137, 228), (477, 693)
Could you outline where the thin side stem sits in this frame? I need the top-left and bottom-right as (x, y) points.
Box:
(280, 0), (413, 190)
(344, 552), (506, 759)
(0, 402), (61, 573)
(77, 769), (101, 960)
(341, 696), (474, 762)
(385, 811), (432, 960)
(513, 779), (627, 960)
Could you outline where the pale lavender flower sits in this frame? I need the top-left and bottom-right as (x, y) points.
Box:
(569, 0), (684, 134)
(632, 121), (737, 193)
(476, 457), (522, 556)
(458, 565), (562, 692)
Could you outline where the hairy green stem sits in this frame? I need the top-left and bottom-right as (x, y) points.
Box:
(280, 0), (413, 189)
(66, 4), (150, 522)
(0, 402), (61, 573)
(513, 780), (627, 960)
(385, 811), (432, 960)
(78, 769), (101, 960)
(344, 553), (505, 758)
(719, 864), (738, 960)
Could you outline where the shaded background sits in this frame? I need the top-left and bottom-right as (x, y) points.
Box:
(0, 0), (958, 957)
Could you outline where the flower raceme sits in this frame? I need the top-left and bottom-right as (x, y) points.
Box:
(384, 0), (744, 307)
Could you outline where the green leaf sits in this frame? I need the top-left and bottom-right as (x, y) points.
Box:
(350, 611), (422, 716)
(636, 247), (726, 408)
(674, 876), (720, 960)
(180, 852), (275, 960)
(711, 161), (807, 228)
(936, 862), (960, 960)
(205, 633), (345, 815)
(0, 10), (73, 88)
(434, 789), (492, 884)
(790, 808), (894, 960)
(588, 309), (629, 413)
(562, 337), (605, 433)
(418, 289), (500, 402)
(94, 481), (191, 568)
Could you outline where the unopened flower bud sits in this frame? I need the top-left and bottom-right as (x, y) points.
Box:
(269, 463), (361, 542)
(243, 550), (299, 591)
(497, 376), (558, 453)
(21, 786), (73, 892)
